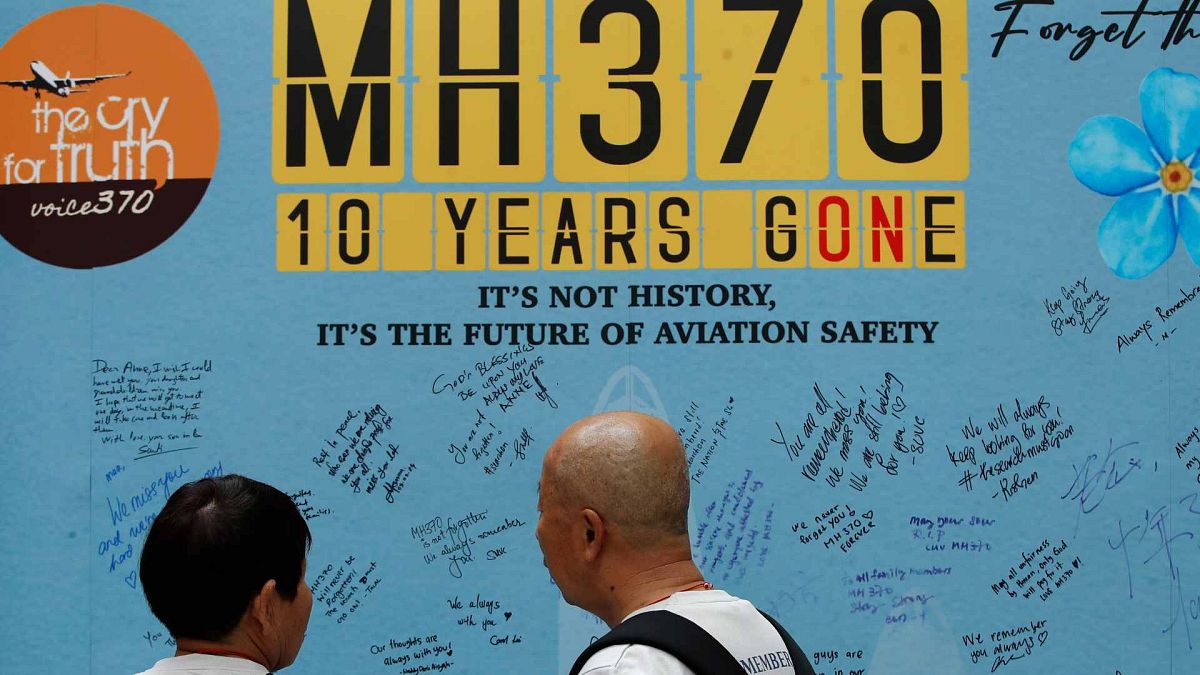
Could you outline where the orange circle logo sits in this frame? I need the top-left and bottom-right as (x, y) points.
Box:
(0, 4), (219, 268)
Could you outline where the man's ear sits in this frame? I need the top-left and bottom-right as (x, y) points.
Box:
(249, 578), (278, 631)
(581, 508), (605, 562)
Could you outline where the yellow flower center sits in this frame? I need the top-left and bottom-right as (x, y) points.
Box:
(1161, 161), (1193, 193)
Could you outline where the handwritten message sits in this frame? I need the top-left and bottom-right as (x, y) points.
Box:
(962, 619), (1049, 673)
(432, 344), (559, 412)
(434, 344), (552, 476)
(369, 633), (454, 672)
(1109, 494), (1200, 649)
(792, 504), (876, 555)
(289, 488), (333, 522)
(1061, 439), (1143, 532)
(311, 554), (383, 624)
(910, 514), (997, 553)
(312, 404), (417, 503)
(771, 373), (926, 494)
(991, 539), (1081, 602)
(411, 510), (527, 579)
(1116, 276), (1200, 353)
(92, 358), (210, 461)
(680, 396), (736, 484)
(443, 407), (534, 477)
(141, 629), (176, 650)
(949, 396), (1075, 501)
(1042, 277), (1110, 336)
(447, 593), (509, 633)
(695, 469), (774, 583)
(844, 566), (950, 627)
(444, 593), (523, 648)
(1176, 427), (1200, 485)
(809, 648), (866, 675)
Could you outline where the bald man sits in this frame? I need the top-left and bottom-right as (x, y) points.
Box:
(537, 412), (816, 675)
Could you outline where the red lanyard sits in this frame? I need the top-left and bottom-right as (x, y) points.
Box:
(648, 581), (713, 606)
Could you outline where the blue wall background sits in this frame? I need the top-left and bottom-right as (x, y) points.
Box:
(2, 1), (1200, 673)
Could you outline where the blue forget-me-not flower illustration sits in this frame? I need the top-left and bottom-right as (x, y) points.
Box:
(1068, 67), (1200, 279)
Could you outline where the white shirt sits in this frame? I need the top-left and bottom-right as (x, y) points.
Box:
(134, 654), (270, 675)
(577, 590), (798, 675)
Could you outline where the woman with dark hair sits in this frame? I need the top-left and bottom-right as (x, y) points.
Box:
(135, 475), (313, 674)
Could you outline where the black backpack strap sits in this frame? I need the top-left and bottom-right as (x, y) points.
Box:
(757, 610), (818, 675)
(568, 610), (745, 675)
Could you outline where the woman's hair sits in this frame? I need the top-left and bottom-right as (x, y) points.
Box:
(139, 474), (312, 641)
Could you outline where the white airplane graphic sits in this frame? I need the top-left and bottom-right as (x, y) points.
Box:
(1, 60), (129, 98)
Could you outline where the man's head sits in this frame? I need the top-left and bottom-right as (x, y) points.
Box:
(536, 412), (692, 613)
(140, 474), (312, 670)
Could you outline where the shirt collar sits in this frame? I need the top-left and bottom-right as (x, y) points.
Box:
(149, 654), (271, 673)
